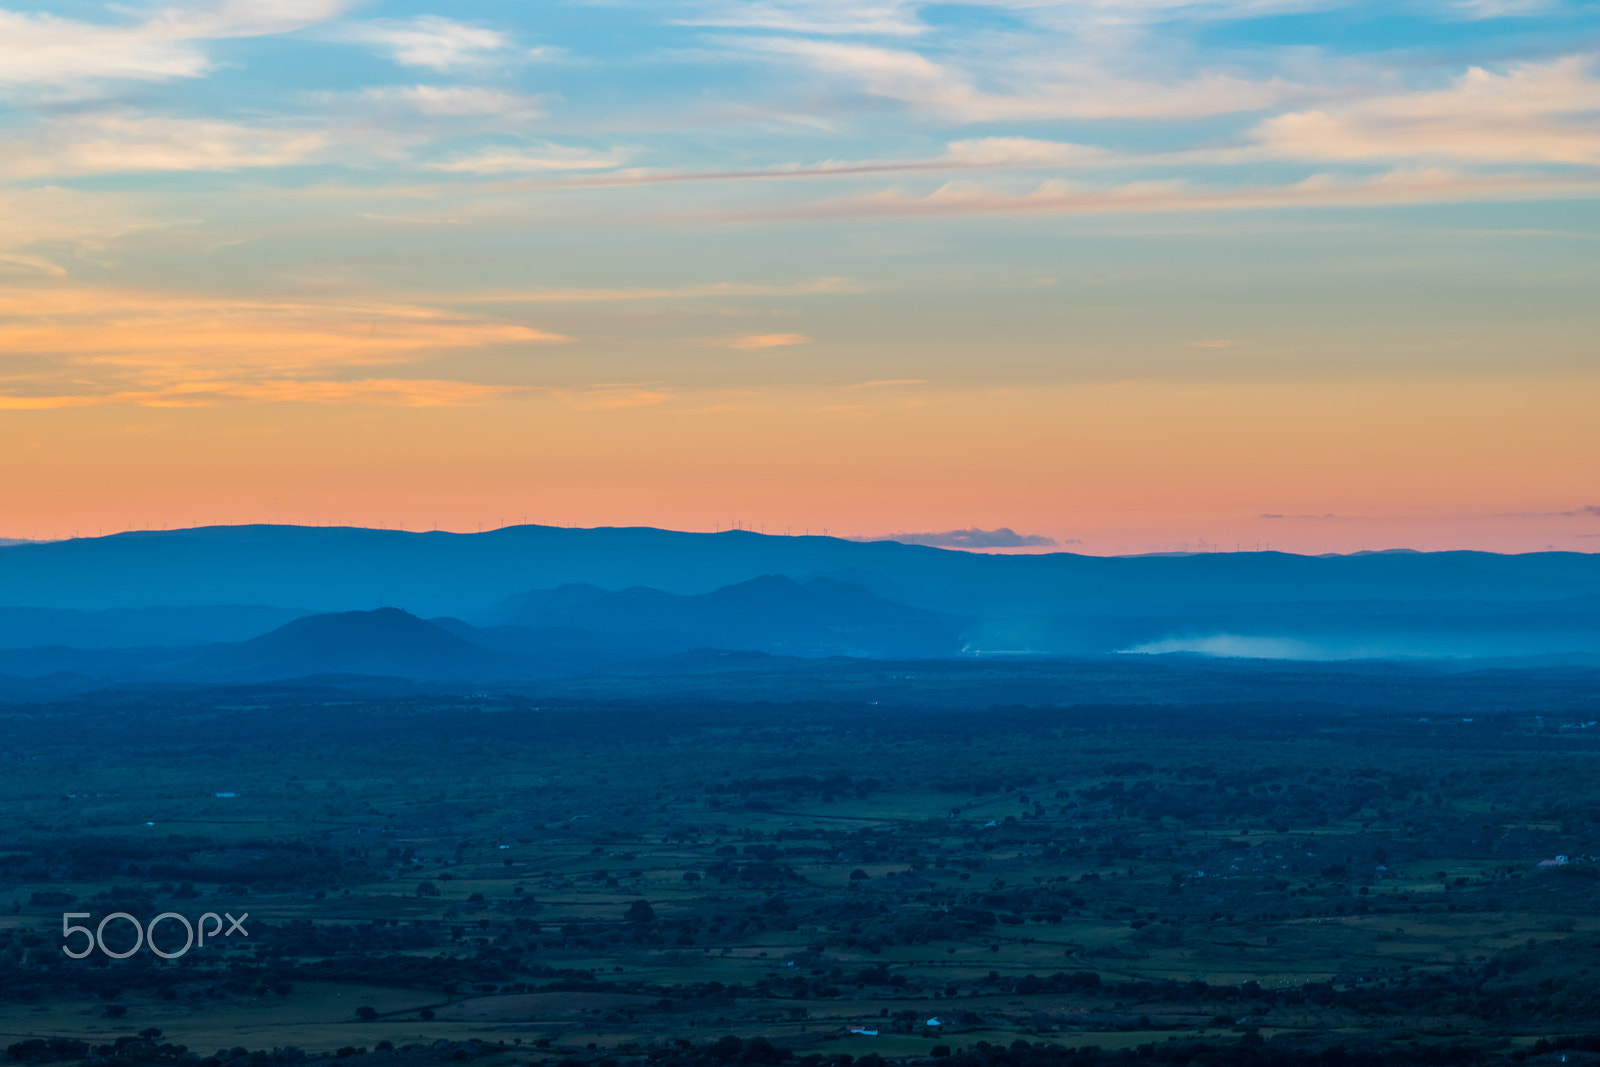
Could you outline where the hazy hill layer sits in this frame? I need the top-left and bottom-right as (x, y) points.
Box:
(0, 608), (511, 687)
(490, 574), (963, 657)
(0, 575), (964, 686)
(0, 604), (306, 650)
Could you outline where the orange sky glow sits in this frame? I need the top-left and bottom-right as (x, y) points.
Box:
(7, 374), (1597, 554)
(2, 3), (1597, 554)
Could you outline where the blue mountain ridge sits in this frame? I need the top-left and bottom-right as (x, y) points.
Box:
(0, 525), (1596, 661)
(2, 523), (1598, 613)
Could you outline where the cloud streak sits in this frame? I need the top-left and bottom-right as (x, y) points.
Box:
(741, 169), (1600, 220)
(735, 36), (1298, 120)
(676, 1), (926, 35)
(0, 187), (158, 267)
(336, 16), (511, 71)
(455, 278), (861, 303)
(871, 527), (1062, 549)
(333, 85), (546, 118)
(0, 115), (328, 179)
(0, 1), (350, 92)
(1247, 56), (1600, 165)
(0, 286), (567, 408)
(710, 332), (813, 349)
(427, 145), (625, 174)
(0, 377), (520, 409)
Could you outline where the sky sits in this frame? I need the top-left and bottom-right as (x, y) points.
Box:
(0, 0), (1596, 553)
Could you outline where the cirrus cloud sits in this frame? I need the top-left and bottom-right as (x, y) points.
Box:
(427, 144), (625, 174)
(0, 0), (351, 92)
(455, 277), (859, 302)
(0, 286), (568, 410)
(336, 16), (511, 71)
(335, 84), (546, 118)
(734, 35), (1298, 120)
(1249, 55), (1600, 165)
(675, 0), (925, 35)
(0, 115), (328, 179)
(711, 332), (813, 349)
(0, 377), (521, 409)
(737, 168), (1600, 221)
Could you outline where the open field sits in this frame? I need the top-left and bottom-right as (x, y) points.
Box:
(3, 660), (1600, 1067)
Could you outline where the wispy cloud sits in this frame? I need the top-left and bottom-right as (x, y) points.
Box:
(456, 278), (860, 302)
(427, 145), (625, 174)
(148, 0), (354, 39)
(0, 115), (328, 179)
(0, 84), (554, 182)
(1449, 0), (1559, 18)
(944, 137), (1117, 167)
(554, 385), (674, 409)
(743, 169), (1600, 220)
(0, 10), (207, 87)
(0, 253), (68, 278)
(401, 72), (1600, 194)
(0, 1), (350, 92)
(959, 0), (1358, 27)
(710, 332), (813, 349)
(866, 527), (1063, 549)
(1248, 56), (1600, 165)
(0, 377), (520, 409)
(0, 187), (158, 267)
(0, 290), (564, 369)
(335, 85), (545, 118)
(337, 16), (510, 71)
(679, 0), (1351, 36)
(0, 287), (567, 407)
(676, 1), (925, 35)
(437, 138), (1121, 198)
(1495, 504), (1600, 517)
(396, 52), (1596, 219)
(735, 36), (1297, 120)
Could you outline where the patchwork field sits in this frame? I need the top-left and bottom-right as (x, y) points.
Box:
(3, 663), (1600, 1067)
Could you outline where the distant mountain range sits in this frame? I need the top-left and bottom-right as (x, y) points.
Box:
(3, 524), (1598, 616)
(0, 525), (1595, 677)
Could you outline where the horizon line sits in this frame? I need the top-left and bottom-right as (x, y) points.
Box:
(1, 522), (1591, 560)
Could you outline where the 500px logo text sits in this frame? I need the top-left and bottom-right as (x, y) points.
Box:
(61, 911), (249, 960)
